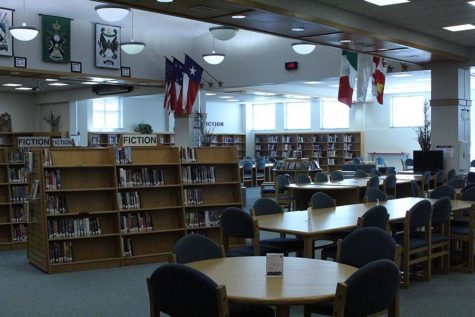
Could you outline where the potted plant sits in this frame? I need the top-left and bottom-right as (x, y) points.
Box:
(134, 122), (153, 134)
(195, 111), (214, 146)
(44, 111), (60, 132)
(415, 100), (431, 151)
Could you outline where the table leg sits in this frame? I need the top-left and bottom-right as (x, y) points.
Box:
(276, 305), (290, 317)
(303, 237), (313, 258)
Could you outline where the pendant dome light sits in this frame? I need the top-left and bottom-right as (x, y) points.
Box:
(9, 0), (38, 41)
(202, 36), (225, 65)
(291, 42), (316, 55)
(95, 4), (130, 23)
(120, 10), (145, 55)
(209, 26), (238, 41)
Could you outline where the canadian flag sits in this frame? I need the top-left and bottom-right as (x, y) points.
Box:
(372, 57), (386, 105)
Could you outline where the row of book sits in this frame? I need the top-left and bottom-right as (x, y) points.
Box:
(181, 165), (216, 184)
(46, 194), (67, 215)
(43, 149), (53, 166)
(276, 159), (320, 170)
(120, 212), (153, 233)
(13, 224), (27, 242)
(11, 185), (29, 202)
(115, 147), (132, 164)
(186, 209), (220, 228)
(180, 147), (197, 162)
(48, 217), (102, 238)
(49, 241), (73, 263)
(11, 203), (30, 223)
(118, 167), (166, 187)
(44, 169), (61, 190)
(122, 237), (133, 257)
(8, 149), (27, 164)
(9, 167), (29, 183)
(183, 188), (204, 206)
(118, 191), (141, 210)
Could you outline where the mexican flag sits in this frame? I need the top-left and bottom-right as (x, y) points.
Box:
(372, 56), (386, 105)
(338, 50), (358, 107)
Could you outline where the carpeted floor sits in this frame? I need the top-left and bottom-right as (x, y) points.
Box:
(1, 187), (474, 316)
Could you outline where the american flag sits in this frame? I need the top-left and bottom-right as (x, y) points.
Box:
(173, 57), (185, 115)
(163, 58), (176, 114)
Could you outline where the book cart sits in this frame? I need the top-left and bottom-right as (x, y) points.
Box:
(27, 146), (242, 273)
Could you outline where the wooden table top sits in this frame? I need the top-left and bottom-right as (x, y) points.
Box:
(187, 256), (357, 305)
(288, 178), (411, 190)
(287, 183), (359, 190)
(257, 197), (473, 236)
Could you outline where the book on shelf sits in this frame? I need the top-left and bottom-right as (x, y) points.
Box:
(118, 167), (165, 187)
(49, 241), (73, 263)
(43, 149), (52, 166)
(11, 202), (30, 223)
(118, 191), (142, 209)
(48, 217), (102, 238)
(13, 224), (27, 242)
(11, 185), (29, 202)
(183, 188), (204, 206)
(186, 209), (220, 228)
(180, 147), (197, 162)
(121, 237), (133, 257)
(120, 212), (153, 233)
(9, 167), (29, 183)
(115, 147), (132, 164)
(44, 169), (62, 190)
(181, 165), (216, 184)
(46, 194), (67, 215)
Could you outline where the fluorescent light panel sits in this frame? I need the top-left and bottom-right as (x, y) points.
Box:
(391, 73), (412, 77)
(48, 82), (69, 86)
(443, 24), (475, 32)
(364, 0), (410, 6)
(3, 83), (22, 87)
(15, 87), (32, 90)
(468, 1), (475, 6)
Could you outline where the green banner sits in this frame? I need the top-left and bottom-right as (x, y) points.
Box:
(42, 15), (71, 63)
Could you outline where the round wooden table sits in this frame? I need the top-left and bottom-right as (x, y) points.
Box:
(187, 256), (357, 317)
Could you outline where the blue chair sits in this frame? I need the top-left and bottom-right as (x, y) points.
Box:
(383, 174), (397, 199)
(243, 161), (253, 187)
(405, 158), (414, 170)
(430, 197), (451, 274)
(375, 156), (386, 167)
(255, 157), (266, 185)
(434, 170), (445, 187)
(295, 173), (311, 184)
(410, 180), (420, 197)
(447, 169), (457, 180)
(275, 174), (295, 210)
(309, 192), (336, 209)
(447, 177), (467, 190)
(467, 172), (475, 184)
(370, 168), (382, 177)
(352, 157), (362, 164)
(365, 187), (387, 203)
(172, 234), (223, 264)
(423, 171), (432, 192)
(314, 172), (328, 182)
(357, 205), (390, 231)
(471, 160), (475, 167)
(429, 184), (455, 200)
(330, 171), (344, 181)
(461, 186), (475, 201)
(354, 169), (366, 178)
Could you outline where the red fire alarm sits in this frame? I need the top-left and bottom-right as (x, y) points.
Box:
(285, 61), (298, 71)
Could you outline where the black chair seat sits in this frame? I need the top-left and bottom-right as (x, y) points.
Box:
(261, 237), (303, 252)
(451, 219), (468, 227)
(394, 233), (428, 249)
(413, 231), (448, 243)
(451, 225), (469, 235)
(256, 172), (265, 177)
(229, 303), (275, 317)
(305, 301), (333, 316)
(226, 244), (284, 257)
(262, 188), (275, 194)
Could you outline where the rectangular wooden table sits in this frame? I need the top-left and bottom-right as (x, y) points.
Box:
(257, 197), (473, 258)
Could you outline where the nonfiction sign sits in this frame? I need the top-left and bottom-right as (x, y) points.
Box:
(123, 134), (157, 147)
(18, 137), (50, 147)
(52, 138), (75, 147)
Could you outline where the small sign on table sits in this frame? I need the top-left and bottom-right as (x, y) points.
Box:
(266, 253), (284, 276)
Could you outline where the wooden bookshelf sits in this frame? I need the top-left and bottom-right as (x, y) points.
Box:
(255, 132), (363, 171)
(209, 134), (246, 158)
(0, 148), (34, 251)
(88, 132), (175, 147)
(0, 131), (68, 147)
(27, 146), (241, 273)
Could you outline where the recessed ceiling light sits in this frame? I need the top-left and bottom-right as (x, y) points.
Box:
(15, 87), (32, 90)
(391, 73), (412, 77)
(45, 78), (58, 82)
(232, 15), (246, 19)
(291, 27), (305, 32)
(285, 94), (310, 99)
(377, 48), (389, 51)
(329, 84), (340, 88)
(157, 0), (174, 2)
(2, 83), (22, 87)
(364, 0), (410, 6)
(253, 91), (276, 96)
(81, 82), (98, 85)
(219, 96), (233, 99)
(304, 81), (322, 85)
(205, 92), (216, 96)
(340, 39), (352, 43)
(48, 82), (69, 86)
(227, 99), (239, 102)
(443, 24), (475, 32)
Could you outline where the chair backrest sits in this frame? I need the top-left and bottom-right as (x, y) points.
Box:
(467, 172), (475, 184)
(357, 205), (389, 231)
(354, 169), (366, 178)
(173, 234), (223, 264)
(337, 227), (398, 268)
(410, 180), (420, 197)
(408, 199), (432, 229)
(352, 157), (362, 164)
(268, 157), (276, 163)
(251, 197), (283, 216)
(405, 158), (413, 168)
(471, 160), (475, 167)
(221, 207), (254, 239)
(334, 259), (400, 317)
(434, 170), (445, 186)
(384, 174), (396, 190)
(310, 192), (336, 209)
(295, 173), (311, 184)
(370, 168), (382, 177)
(275, 174), (290, 192)
(375, 157), (385, 166)
(429, 184), (455, 200)
(447, 177), (467, 189)
(461, 186), (475, 201)
(314, 172), (328, 182)
(256, 158), (266, 170)
(148, 263), (228, 317)
(365, 187), (387, 203)
(447, 169), (457, 180)
(330, 171), (344, 181)
(243, 161), (253, 174)
(432, 197), (452, 225)
(366, 175), (380, 189)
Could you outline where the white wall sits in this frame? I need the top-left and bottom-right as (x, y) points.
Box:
(206, 102), (243, 134)
(121, 95), (169, 132)
(0, 93), (38, 131)
(37, 102), (70, 133)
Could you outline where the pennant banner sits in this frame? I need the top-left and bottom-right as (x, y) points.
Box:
(338, 50), (357, 107)
(42, 15), (71, 63)
(356, 54), (372, 102)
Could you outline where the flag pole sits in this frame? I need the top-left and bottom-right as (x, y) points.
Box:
(183, 53), (223, 87)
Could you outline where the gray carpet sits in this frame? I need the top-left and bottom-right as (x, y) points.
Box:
(0, 187), (474, 316)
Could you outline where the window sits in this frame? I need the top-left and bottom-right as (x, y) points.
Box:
(92, 97), (123, 130)
(321, 100), (349, 129)
(391, 95), (425, 127)
(252, 103), (275, 130)
(285, 102), (311, 129)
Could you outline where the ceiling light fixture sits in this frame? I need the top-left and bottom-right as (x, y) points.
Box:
(121, 10), (146, 55)
(95, 4), (130, 22)
(291, 27), (305, 32)
(15, 87), (32, 90)
(81, 82), (99, 85)
(209, 26), (238, 41)
(340, 39), (352, 43)
(3, 83), (22, 87)
(291, 42), (316, 55)
(231, 15), (246, 19)
(443, 24), (475, 32)
(304, 81), (322, 85)
(157, 0), (174, 2)
(469, 1), (475, 6)
(205, 92), (216, 96)
(9, 0), (38, 41)
(48, 82), (69, 86)
(364, 0), (410, 6)
(203, 34), (225, 65)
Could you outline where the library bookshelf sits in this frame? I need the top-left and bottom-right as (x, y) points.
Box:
(255, 132), (363, 172)
(88, 132), (175, 147)
(0, 148), (34, 251)
(27, 146), (242, 273)
(209, 134), (246, 159)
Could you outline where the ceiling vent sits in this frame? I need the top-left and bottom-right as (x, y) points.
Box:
(190, 5), (216, 13)
(92, 84), (133, 96)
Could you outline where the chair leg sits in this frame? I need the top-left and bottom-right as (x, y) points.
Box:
(303, 305), (312, 317)
(402, 254), (410, 288)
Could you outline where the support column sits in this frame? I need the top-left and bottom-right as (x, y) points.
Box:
(430, 63), (471, 172)
(173, 91), (206, 147)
